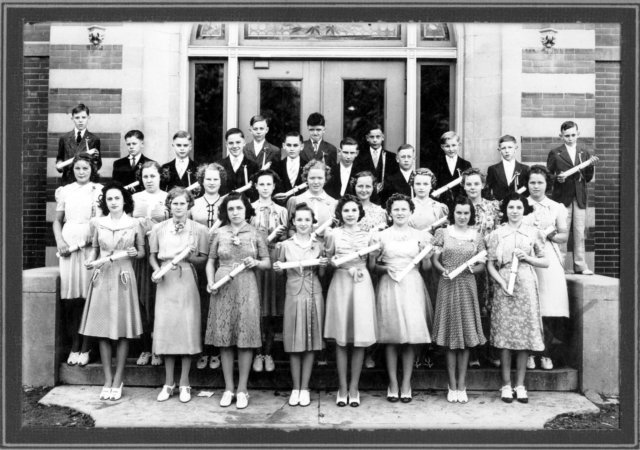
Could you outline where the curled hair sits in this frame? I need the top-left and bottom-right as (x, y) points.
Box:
(98, 181), (134, 216)
(165, 187), (195, 213)
(252, 168), (281, 187)
(196, 163), (227, 191)
(302, 159), (331, 183)
(136, 160), (163, 185)
(217, 192), (255, 225)
(528, 164), (552, 188)
(351, 170), (377, 190)
(447, 195), (476, 226)
(124, 129), (144, 141)
(306, 112), (325, 127)
(385, 193), (415, 218)
(290, 202), (318, 227)
(461, 167), (486, 186)
(499, 192), (534, 222)
(439, 131), (461, 145)
(70, 153), (100, 182)
(335, 194), (365, 225)
(410, 167), (436, 189)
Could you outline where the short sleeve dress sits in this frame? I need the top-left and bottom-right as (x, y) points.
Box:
(79, 214), (144, 340)
(276, 236), (325, 352)
(486, 224), (546, 351)
(373, 227), (433, 344)
(409, 197), (448, 231)
(131, 189), (168, 332)
(324, 228), (377, 347)
(205, 223), (269, 348)
(431, 227), (487, 349)
(55, 182), (103, 300)
(149, 219), (208, 355)
(250, 200), (288, 317)
(523, 197), (569, 318)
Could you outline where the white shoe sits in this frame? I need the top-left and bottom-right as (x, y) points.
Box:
(77, 350), (91, 367)
(364, 355), (375, 369)
(157, 384), (175, 402)
(500, 385), (513, 403)
(219, 390), (235, 407)
(179, 386), (191, 403)
(288, 389), (300, 406)
(99, 387), (111, 400)
(236, 392), (249, 409)
(67, 351), (80, 366)
(252, 354), (264, 372)
(209, 355), (221, 369)
(298, 389), (311, 407)
(514, 385), (529, 403)
(109, 382), (123, 401)
(526, 355), (536, 370)
(196, 355), (208, 369)
(540, 356), (554, 370)
(447, 387), (458, 403)
(457, 389), (468, 403)
(264, 355), (275, 372)
(136, 352), (152, 366)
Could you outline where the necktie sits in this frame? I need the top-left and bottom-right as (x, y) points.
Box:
(313, 142), (320, 159)
(76, 131), (82, 143)
(287, 162), (297, 186)
(129, 156), (135, 168)
(206, 204), (215, 228)
(372, 150), (379, 169)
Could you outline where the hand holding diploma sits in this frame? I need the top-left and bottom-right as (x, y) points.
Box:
(311, 217), (335, 241)
(429, 216), (448, 233)
(56, 241), (89, 258)
(444, 249), (487, 280)
(332, 243), (381, 267)
(85, 250), (130, 270)
(431, 177), (463, 198)
(207, 263), (248, 293)
(274, 183), (308, 201)
(395, 244), (433, 282)
(152, 246), (192, 281)
(267, 225), (286, 243)
(506, 253), (520, 295)
(558, 155), (599, 182)
(124, 181), (140, 191)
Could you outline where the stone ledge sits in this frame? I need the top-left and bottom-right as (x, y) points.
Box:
(22, 266), (60, 293)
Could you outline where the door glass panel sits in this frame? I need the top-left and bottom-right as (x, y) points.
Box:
(419, 64), (451, 168)
(193, 63), (224, 165)
(259, 80), (301, 149)
(343, 79), (385, 144)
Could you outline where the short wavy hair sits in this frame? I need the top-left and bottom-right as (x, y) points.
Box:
(461, 167), (486, 186)
(410, 167), (436, 189)
(528, 164), (553, 189)
(252, 168), (281, 187)
(135, 160), (163, 185)
(218, 191), (255, 225)
(385, 193), (415, 218)
(302, 159), (332, 183)
(165, 187), (195, 213)
(289, 202), (318, 227)
(196, 162), (227, 191)
(447, 195), (476, 226)
(70, 153), (100, 183)
(351, 170), (378, 191)
(334, 194), (365, 225)
(499, 192), (534, 223)
(98, 181), (134, 215)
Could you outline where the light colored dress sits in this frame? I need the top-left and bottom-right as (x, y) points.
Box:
(55, 182), (103, 299)
(149, 219), (208, 355)
(358, 203), (388, 232)
(276, 236), (325, 352)
(79, 215), (144, 339)
(190, 195), (222, 229)
(431, 227), (487, 349)
(486, 224), (546, 351)
(524, 197), (570, 317)
(324, 228), (377, 347)
(286, 190), (337, 236)
(409, 197), (448, 231)
(132, 190), (167, 333)
(373, 227), (433, 344)
(205, 223), (268, 348)
(250, 200), (288, 316)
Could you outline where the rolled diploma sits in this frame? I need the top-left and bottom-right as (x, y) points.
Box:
(448, 249), (488, 280)
(125, 181), (140, 190)
(186, 181), (200, 191)
(431, 176), (463, 198)
(209, 219), (222, 234)
(506, 253), (519, 295)
(516, 186), (527, 194)
(429, 216), (448, 232)
(56, 241), (88, 258)
(267, 227), (284, 243)
(314, 218), (334, 235)
(559, 158), (596, 178)
(243, 165), (248, 185)
(395, 244), (433, 282)
(87, 250), (129, 269)
(381, 155), (386, 185)
(211, 263), (248, 290)
(282, 182), (308, 198)
(233, 182), (252, 194)
(153, 246), (192, 279)
(543, 225), (555, 237)
(332, 243), (381, 267)
(56, 157), (75, 170)
(85, 138), (90, 152)
(277, 259), (322, 270)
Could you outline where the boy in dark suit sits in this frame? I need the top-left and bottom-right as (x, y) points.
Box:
(431, 131), (471, 208)
(243, 115), (281, 170)
(486, 135), (531, 201)
(300, 112), (338, 167)
(380, 144), (416, 205)
(161, 130), (198, 190)
(112, 130), (155, 191)
(217, 128), (259, 196)
(353, 123), (399, 203)
(546, 121), (598, 275)
(56, 103), (101, 185)
(325, 137), (359, 199)
(272, 131), (309, 202)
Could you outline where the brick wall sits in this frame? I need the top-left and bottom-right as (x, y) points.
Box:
(521, 93), (595, 118)
(522, 49), (595, 74)
(49, 45), (122, 70)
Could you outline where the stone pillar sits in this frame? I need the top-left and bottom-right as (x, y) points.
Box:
(22, 267), (61, 387)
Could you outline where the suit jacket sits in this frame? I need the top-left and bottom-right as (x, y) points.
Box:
(431, 155), (472, 208)
(243, 140), (281, 169)
(325, 163), (357, 199)
(546, 145), (595, 208)
(161, 158), (199, 191)
(112, 154), (155, 191)
(272, 156), (308, 194)
(486, 160), (531, 202)
(301, 140), (338, 168)
(56, 130), (102, 185)
(217, 156), (259, 200)
(380, 170), (413, 205)
(353, 148), (400, 182)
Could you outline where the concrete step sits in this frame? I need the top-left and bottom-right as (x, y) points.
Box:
(59, 359), (578, 391)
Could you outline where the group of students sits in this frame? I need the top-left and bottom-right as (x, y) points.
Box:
(53, 103), (597, 409)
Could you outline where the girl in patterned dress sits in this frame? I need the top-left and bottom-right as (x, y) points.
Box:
(324, 195), (377, 407)
(431, 196), (487, 403)
(273, 203), (329, 407)
(150, 188), (209, 403)
(53, 153), (103, 367)
(486, 192), (548, 403)
(205, 192), (271, 409)
(80, 182), (145, 401)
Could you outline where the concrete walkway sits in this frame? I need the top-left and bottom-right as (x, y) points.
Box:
(40, 386), (599, 430)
